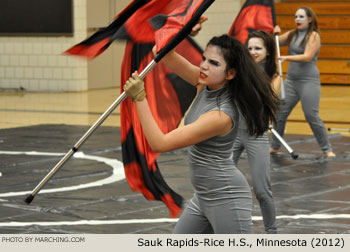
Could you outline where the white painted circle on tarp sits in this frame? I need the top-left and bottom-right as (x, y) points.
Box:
(0, 150), (125, 198)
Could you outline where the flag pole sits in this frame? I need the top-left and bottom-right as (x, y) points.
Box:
(269, 126), (298, 159)
(25, 0), (215, 204)
(24, 60), (157, 204)
(275, 34), (285, 100)
(271, 34), (298, 159)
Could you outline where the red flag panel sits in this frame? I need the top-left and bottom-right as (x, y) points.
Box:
(151, 0), (207, 53)
(228, 0), (276, 44)
(120, 38), (202, 217)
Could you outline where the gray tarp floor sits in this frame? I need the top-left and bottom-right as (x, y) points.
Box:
(0, 125), (349, 234)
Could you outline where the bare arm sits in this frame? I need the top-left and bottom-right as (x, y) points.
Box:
(271, 74), (281, 95)
(280, 32), (320, 62)
(161, 50), (200, 87)
(135, 98), (233, 153)
(274, 26), (290, 46)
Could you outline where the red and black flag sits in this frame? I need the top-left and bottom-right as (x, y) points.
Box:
(64, 0), (151, 59)
(65, 0), (214, 217)
(120, 0), (213, 218)
(121, 39), (202, 218)
(228, 0), (276, 44)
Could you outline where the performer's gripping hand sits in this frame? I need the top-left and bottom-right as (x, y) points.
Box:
(124, 72), (146, 102)
(190, 16), (208, 36)
(273, 25), (281, 34)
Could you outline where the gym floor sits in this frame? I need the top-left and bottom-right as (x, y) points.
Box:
(0, 86), (349, 234)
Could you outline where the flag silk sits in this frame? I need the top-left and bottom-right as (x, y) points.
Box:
(228, 0), (276, 44)
(119, 0), (211, 218)
(121, 38), (201, 218)
(149, 0), (211, 54)
(65, 0), (183, 59)
(64, 0), (151, 59)
(64, 0), (211, 57)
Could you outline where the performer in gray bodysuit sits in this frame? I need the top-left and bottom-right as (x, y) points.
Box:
(174, 86), (253, 233)
(233, 31), (280, 234)
(271, 7), (335, 157)
(124, 35), (279, 233)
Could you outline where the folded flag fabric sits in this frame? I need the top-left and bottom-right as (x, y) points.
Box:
(228, 0), (276, 44)
(121, 39), (201, 217)
(120, 0), (212, 218)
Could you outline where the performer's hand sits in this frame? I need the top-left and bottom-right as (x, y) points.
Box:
(124, 72), (146, 102)
(190, 16), (208, 36)
(278, 56), (287, 63)
(152, 45), (157, 56)
(273, 25), (281, 34)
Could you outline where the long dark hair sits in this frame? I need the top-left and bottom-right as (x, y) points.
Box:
(207, 35), (279, 137)
(287, 6), (320, 47)
(247, 30), (277, 79)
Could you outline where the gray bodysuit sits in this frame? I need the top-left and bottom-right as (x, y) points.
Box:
(173, 86), (253, 234)
(270, 29), (332, 153)
(232, 62), (277, 234)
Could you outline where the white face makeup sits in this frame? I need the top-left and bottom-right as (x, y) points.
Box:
(295, 9), (310, 30)
(199, 45), (230, 90)
(247, 37), (268, 63)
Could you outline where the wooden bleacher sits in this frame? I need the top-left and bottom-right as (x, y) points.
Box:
(275, 0), (350, 85)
